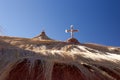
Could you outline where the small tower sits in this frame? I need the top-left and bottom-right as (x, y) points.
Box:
(33, 30), (53, 40)
(65, 25), (80, 44)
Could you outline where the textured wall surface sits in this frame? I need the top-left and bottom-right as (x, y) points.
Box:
(0, 36), (120, 80)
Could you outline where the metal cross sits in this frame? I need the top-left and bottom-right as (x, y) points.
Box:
(65, 25), (79, 38)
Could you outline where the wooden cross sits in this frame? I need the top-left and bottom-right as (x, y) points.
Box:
(65, 25), (79, 38)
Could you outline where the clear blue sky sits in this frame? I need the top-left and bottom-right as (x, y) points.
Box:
(0, 0), (120, 46)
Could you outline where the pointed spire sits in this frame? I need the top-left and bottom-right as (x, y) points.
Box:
(39, 30), (46, 36)
(33, 30), (53, 40)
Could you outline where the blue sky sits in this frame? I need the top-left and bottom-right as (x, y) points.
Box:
(0, 0), (120, 46)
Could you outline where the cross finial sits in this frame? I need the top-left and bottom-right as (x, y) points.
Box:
(65, 25), (79, 38)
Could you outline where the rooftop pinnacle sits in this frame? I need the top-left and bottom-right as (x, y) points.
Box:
(33, 30), (52, 40)
(65, 25), (80, 44)
(65, 25), (79, 38)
